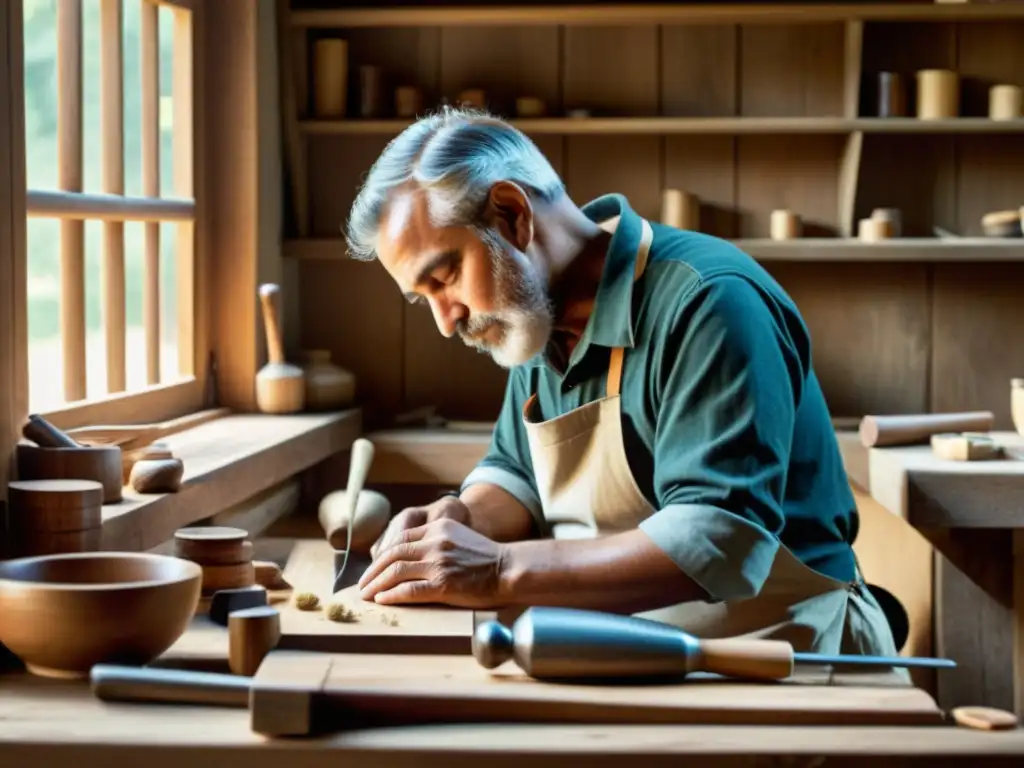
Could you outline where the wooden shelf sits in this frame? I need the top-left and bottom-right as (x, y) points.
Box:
(94, 410), (362, 552)
(283, 238), (1024, 263)
(300, 117), (1024, 137)
(291, 3), (1024, 28)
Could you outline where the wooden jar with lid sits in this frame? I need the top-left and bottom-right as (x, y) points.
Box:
(5, 479), (104, 558)
(304, 350), (356, 411)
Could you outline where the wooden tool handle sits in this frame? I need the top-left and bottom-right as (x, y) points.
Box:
(90, 664), (251, 707)
(696, 638), (794, 681)
(859, 411), (994, 448)
(22, 413), (80, 448)
(258, 284), (287, 365)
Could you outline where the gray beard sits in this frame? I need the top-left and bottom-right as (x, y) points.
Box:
(457, 234), (554, 368)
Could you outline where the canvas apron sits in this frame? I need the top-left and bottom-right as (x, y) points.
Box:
(521, 218), (900, 659)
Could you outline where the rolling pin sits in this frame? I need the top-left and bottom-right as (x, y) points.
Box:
(859, 411), (994, 448)
(472, 607), (956, 681)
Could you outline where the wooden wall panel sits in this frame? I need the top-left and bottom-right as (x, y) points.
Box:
(855, 135), (956, 236)
(765, 263), (931, 418)
(739, 23), (845, 116)
(438, 25), (559, 117)
(563, 25), (658, 116)
(661, 25), (736, 117)
(663, 137), (737, 238)
(736, 135), (845, 237)
(565, 136), (662, 221)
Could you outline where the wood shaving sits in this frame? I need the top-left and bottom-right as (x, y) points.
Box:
(380, 612), (399, 627)
(326, 603), (360, 623)
(294, 592), (321, 611)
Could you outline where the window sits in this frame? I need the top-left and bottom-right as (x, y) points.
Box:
(21, 0), (200, 427)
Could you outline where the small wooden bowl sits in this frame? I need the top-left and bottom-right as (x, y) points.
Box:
(16, 442), (123, 503)
(0, 552), (201, 679)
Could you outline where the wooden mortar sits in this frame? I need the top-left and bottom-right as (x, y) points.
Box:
(15, 443), (123, 503)
(256, 284), (305, 414)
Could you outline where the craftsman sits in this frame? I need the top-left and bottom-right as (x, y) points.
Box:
(347, 106), (899, 656)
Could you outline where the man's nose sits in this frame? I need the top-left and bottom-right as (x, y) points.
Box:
(431, 295), (466, 338)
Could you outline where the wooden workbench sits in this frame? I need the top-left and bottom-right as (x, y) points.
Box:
(840, 430), (1024, 717)
(3, 665), (1024, 766)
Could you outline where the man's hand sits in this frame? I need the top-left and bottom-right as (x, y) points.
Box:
(370, 494), (470, 561)
(358, 517), (507, 609)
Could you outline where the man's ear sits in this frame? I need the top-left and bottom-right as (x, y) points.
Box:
(486, 181), (533, 251)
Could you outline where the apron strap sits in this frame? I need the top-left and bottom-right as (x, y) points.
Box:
(607, 219), (654, 398)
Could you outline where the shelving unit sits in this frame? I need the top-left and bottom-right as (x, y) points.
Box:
(278, 0), (1024, 432)
(299, 116), (1024, 136)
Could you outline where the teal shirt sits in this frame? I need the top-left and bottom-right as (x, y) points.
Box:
(462, 193), (859, 602)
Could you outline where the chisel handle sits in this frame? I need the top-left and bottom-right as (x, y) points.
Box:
(696, 638), (795, 681)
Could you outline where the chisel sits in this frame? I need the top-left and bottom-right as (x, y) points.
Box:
(472, 606), (956, 681)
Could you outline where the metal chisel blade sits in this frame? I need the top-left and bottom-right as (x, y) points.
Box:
(792, 652), (957, 670)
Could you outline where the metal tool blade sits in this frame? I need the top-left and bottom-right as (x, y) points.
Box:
(792, 652), (957, 670)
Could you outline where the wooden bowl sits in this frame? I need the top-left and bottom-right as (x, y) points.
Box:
(0, 552), (202, 679)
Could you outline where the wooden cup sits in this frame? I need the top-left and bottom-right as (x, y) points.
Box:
(313, 38), (348, 118)
(359, 65), (383, 118)
(515, 96), (546, 118)
(457, 88), (487, 110)
(661, 189), (700, 231)
(916, 69), (958, 120)
(871, 208), (902, 238)
(859, 218), (894, 242)
(770, 210), (801, 241)
(877, 72), (907, 118)
(989, 84), (1022, 121)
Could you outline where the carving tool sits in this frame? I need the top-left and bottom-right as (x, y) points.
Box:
(331, 438), (375, 593)
(473, 606), (956, 681)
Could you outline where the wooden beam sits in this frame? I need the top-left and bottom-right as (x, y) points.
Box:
(291, 3), (1024, 27)
(0, 0), (28, 531)
(26, 190), (195, 221)
(100, 0), (126, 393)
(172, 6), (196, 378)
(141, 0), (161, 386)
(57, 0), (85, 402)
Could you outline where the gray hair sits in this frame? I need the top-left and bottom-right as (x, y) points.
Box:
(345, 106), (565, 261)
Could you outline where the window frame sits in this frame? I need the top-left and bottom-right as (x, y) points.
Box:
(14, 0), (207, 432)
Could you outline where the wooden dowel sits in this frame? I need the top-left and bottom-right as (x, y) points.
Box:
(101, 0), (126, 394)
(141, 0), (161, 386)
(172, 9), (194, 378)
(58, 0), (86, 403)
(26, 190), (195, 222)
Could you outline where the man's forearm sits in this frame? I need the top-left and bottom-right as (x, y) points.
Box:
(497, 528), (708, 614)
(459, 482), (537, 543)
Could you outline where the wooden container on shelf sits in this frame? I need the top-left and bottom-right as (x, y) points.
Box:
(877, 72), (907, 118)
(871, 208), (902, 238)
(770, 210), (801, 241)
(304, 350), (356, 411)
(15, 442), (122, 503)
(5, 479), (104, 558)
(916, 69), (959, 120)
(394, 86), (423, 118)
(515, 96), (546, 117)
(313, 38), (348, 118)
(989, 84), (1022, 121)
(359, 65), (383, 119)
(1012, 379), (1024, 436)
(457, 88), (487, 110)
(859, 218), (894, 242)
(661, 189), (699, 231)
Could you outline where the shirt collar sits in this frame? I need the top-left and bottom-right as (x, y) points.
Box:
(571, 193), (645, 354)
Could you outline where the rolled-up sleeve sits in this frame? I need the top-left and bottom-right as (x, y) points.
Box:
(461, 367), (545, 529)
(637, 274), (805, 602)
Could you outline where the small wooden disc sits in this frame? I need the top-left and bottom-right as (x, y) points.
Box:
(8, 479), (104, 510)
(952, 706), (1018, 731)
(201, 561), (256, 594)
(174, 526), (249, 561)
